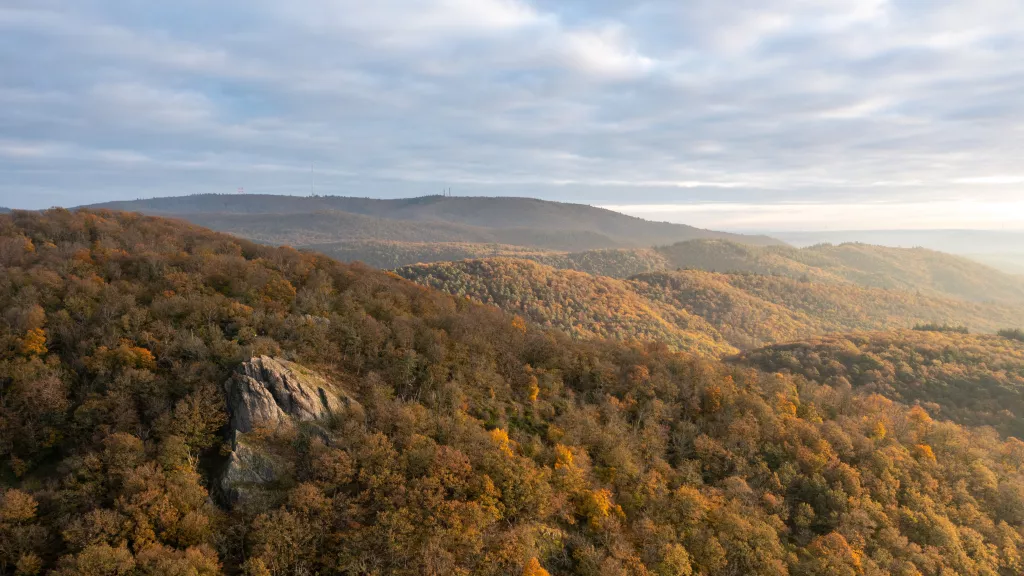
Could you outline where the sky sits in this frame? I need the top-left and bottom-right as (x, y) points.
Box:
(2, 0), (1024, 230)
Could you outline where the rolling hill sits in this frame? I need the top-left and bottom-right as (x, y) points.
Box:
(394, 257), (736, 357)
(656, 239), (1024, 304)
(397, 259), (1024, 352)
(308, 234), (1024, 306)
(86, 193), (783, 250)
(87, 195), (1024, 306)
(6, 208), (1024, 575)
(635, 269), (1024, 347)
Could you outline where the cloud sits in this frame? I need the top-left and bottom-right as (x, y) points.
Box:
(0, 0), (1023, 229)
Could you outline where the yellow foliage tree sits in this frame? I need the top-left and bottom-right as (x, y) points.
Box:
(490, 428), (515, 457)
(527, 375), (540, 403)
(522, 557), (550, 576)
(914, 444), (936, 463)
(18, 328), (47, 357)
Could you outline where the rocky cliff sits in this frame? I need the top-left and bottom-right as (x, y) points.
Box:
(219, 356), (357, 504)
(223, 356), (353, 432)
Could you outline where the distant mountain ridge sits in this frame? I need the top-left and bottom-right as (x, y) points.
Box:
(86, 193), (784, 249)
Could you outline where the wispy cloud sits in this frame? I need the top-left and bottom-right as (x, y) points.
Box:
(0, 0), (1023, 228)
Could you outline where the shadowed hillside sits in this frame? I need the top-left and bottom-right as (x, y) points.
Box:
(312, 240), (674, 275)
(737, 330), (1024, 438)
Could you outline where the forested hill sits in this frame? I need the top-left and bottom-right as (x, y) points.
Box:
(657, 239), (1024, 304)
(632, 270), (1024, 347)
(737, 330), (1024, 438)
(301, 236), (1024, 305)
(86, 193), (783, 249)
(7, 209), (1024, 575)
(394, 257), (737, 357)
(397, 259), (1024, 351)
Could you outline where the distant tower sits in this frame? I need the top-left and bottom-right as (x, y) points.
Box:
(236, 187), (244, 195)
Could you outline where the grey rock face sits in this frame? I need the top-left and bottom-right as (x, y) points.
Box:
(223, 356), (349, 433)
(219, 356), (356, 505)
(219, 431), (288, 505)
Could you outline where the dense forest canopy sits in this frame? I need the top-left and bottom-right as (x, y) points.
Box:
(396, 258), (736, 357)
(4, 210), (1024, 575)
(305, 241), (557, 271)
(737, 330), (1024, 438)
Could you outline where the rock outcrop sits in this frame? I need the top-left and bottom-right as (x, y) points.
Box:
(223, 355), (352, 433)
(219, 356), (356, 505)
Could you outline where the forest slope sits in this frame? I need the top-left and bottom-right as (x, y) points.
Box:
(737, 330), (1024, 438)
(398, 259), (1024, 351)
(395, 258), (735, 356)
(6, 209), (1024, 575)
(634, 270), (1024, 348)
(305, 240), (556, 270)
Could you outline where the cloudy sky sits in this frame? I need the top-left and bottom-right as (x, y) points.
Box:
(2, 0), (1024, 230)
